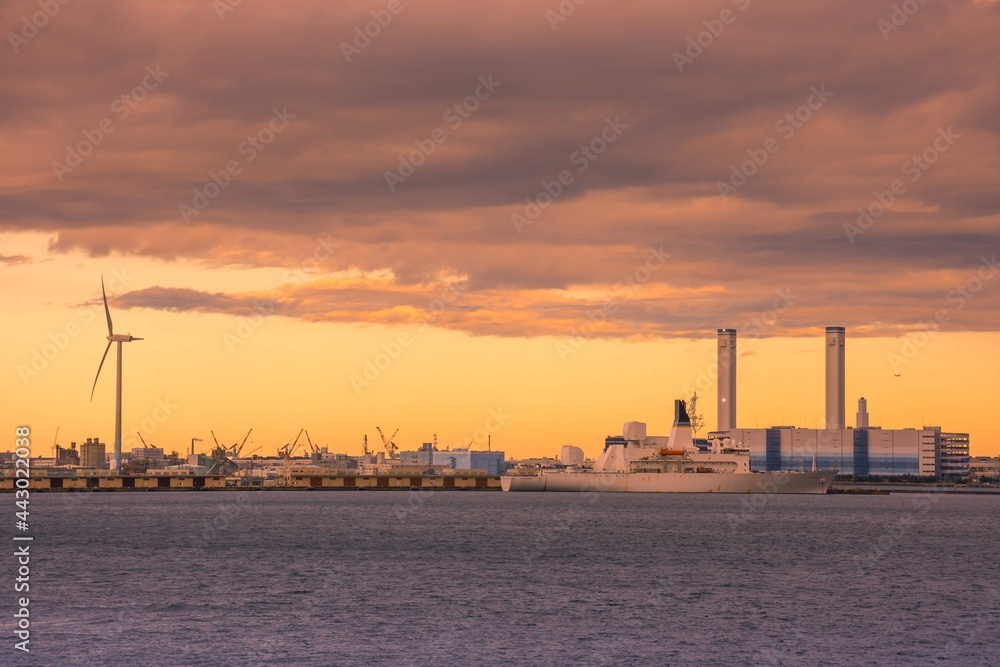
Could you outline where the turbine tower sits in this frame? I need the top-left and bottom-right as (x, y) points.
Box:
(90, 276), (143, 471)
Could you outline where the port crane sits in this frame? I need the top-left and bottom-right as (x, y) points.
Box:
(210, 428), (253, 458)
(279, 428), (305, 458)
(136, 432), (154, 449)
(304, 430), (322, 455)
(231, 428), (253, 458)
(376, 427), (399, 456)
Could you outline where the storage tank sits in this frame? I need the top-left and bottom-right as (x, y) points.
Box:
(560, 445), (585, 466)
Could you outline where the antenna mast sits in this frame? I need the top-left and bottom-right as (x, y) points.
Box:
(689, 391), (705, 437)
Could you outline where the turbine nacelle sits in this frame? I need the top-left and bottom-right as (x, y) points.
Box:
(108, 334), (141, 342)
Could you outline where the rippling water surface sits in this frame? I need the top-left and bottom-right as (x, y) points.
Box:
(18, 491), (1000, 666)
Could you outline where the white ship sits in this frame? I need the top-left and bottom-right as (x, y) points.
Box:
(502, 400), (833, 494)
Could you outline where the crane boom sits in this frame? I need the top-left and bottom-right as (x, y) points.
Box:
(376, 427), (399, 455)
(235, 428), (253, 457)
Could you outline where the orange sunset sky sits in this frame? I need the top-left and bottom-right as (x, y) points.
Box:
(2, 1), (998, 457)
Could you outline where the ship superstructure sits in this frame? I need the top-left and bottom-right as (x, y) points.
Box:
(502, 400), (833, 494)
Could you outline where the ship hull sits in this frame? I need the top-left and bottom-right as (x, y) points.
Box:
(501, 470), (834, 494)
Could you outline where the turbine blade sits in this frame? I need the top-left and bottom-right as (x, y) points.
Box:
(90, 341), (113, 401)
(102, 275), (114, 335)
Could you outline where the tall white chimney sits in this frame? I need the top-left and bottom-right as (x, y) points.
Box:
(856, 397), (869, 429)
(717, 328), (737, 431)
(825, 326), (846, 429)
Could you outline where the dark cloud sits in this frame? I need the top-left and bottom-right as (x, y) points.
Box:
(0, 254), (30, 266)
(2, 0), (998, 336)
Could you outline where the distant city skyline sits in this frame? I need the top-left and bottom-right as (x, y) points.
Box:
(2, 1), (998, 456)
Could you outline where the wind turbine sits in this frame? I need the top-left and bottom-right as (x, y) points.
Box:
(90, 276), (143, 471)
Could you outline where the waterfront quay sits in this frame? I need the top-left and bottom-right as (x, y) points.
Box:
(0, 473), (502, 492)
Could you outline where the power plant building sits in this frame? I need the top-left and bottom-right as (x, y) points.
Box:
(709, 326), (971, 478)
(728, 426), (942, 476)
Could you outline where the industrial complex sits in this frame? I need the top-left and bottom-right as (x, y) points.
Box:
(3, 324), (996, 491)
(708, 327), (973, 479)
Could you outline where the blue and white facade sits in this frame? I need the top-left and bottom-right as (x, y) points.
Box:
(718, 426), (963, 477)
(431, 449), (506, 475)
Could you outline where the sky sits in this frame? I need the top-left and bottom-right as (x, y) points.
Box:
(2, 0), (998, 458)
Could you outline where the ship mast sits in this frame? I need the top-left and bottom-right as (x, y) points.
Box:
(688, 391), (705, 437)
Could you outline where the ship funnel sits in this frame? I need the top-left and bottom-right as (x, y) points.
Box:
(674, 399), (691, 427)
(669, 399), (694, 451)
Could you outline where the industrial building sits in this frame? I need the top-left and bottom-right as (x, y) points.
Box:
(431, 449), (505, 475)
(727, 422), (968, 477)
(970, 456), (1000, 481)
(400, 443), (506, 475)
(79, 438), (107, 468)
(129, 446), (166, 466)
(709, 327), (971, 478)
